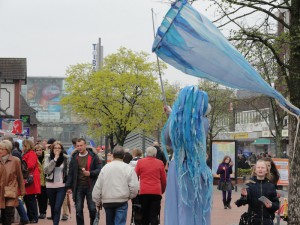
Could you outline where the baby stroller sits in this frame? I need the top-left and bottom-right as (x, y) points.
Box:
(131, 195), (143, 225)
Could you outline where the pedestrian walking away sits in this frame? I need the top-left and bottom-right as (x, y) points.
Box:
(92, 145), (139, 225)
(135, 146), (166, 225)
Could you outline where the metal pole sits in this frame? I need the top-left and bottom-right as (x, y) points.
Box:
(104, 136), (109, 165)
(142, 131), (146, 156)
(151, 8), (167, 106)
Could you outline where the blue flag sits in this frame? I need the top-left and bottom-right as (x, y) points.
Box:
(152, 0), (300, 116)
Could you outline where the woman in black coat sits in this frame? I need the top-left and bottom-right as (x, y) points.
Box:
(217, 155), (234, 209)
(236, 159), (279, 225)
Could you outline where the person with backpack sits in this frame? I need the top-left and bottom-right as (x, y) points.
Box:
(0, 140), (26, 225)
(22, 139), (41, 223)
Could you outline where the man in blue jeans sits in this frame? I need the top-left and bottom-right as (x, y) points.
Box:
(66, 138), (102, 225)
(92, 146), (139, 225)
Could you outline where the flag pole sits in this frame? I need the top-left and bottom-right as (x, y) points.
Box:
(151, 8), (167, 106)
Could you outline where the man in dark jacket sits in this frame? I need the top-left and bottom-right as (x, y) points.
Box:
(153, 142), (167, 166)
(66, 138), (102, 225)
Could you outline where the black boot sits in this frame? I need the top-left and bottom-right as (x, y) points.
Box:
(223, 200), (227, 209)
(227, 198), (232, 209)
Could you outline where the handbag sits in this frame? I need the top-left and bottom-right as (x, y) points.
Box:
(25, 173), (34, 185)
(25, 161), (36, 186)
(4, 186), (18, 198)
(219, 181), (234, 191)
(239, 211), (255, 225)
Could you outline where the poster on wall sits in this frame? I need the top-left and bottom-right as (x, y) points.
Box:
(212, 140), (236, 177)
(1, 119), (23, 134)
(25, 78), (63, 122)
(272, 158), (289, 186)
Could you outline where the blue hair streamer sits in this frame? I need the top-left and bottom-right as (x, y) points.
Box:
(162, 86), (213, 225)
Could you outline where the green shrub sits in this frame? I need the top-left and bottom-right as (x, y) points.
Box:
(237, 168), (252, 177)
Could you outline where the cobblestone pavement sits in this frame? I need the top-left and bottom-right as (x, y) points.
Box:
(13, 186), (287, 225)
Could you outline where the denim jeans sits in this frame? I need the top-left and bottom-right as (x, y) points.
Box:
(104, 202), (128, 225)
(75, 186), (96, 225)
(16, 198), (29, 222)
(47, 187), (66, 225)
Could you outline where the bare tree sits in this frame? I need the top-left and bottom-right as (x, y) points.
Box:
(189, 0), (300, 223)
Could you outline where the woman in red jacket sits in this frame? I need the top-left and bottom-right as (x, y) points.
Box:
(22, 139), (41, 223)
(135, 146), (167, 225)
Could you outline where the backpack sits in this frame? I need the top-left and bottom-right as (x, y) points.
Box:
(21, 160), (30, 179)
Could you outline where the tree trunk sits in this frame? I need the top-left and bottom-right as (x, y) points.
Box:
(109, 133), (115, 153)
(274, 136), (283, 158)
(286, 1), (300, 223)
(288, 115), (300, 224)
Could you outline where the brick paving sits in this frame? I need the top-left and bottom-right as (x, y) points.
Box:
(13, 186), (287, 225)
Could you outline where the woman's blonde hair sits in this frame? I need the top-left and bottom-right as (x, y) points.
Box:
(0, 140), (13, 154)
(22, 139), (34, 153)
(34, 144), (45, 151)
(131, 148), (143, 157)
(252, 159), (272, 180)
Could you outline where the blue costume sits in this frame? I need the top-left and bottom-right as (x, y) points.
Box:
(162, 86), (212, 225)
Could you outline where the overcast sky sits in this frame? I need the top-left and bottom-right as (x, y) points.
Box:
(0, 0), (217, 86)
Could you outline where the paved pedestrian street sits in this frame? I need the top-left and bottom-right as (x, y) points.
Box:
(13, 186), (287, 225)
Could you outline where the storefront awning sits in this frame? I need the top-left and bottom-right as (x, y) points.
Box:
(251, 138), (271, 145)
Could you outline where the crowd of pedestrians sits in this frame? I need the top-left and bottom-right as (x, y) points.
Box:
(0, 135), (171, 225)
(0, 133), (286, 225)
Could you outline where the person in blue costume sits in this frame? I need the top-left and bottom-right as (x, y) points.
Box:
(162, 86), (213, 225)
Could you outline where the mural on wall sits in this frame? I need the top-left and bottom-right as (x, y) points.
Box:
(23, 78), (63, 122)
